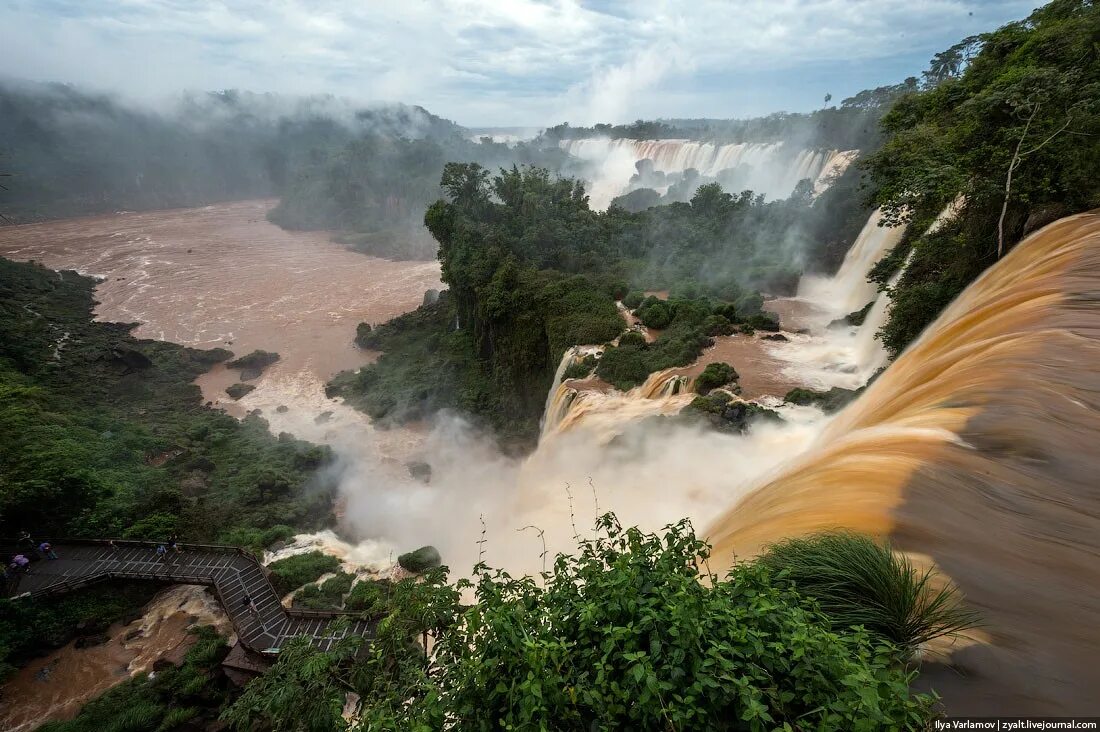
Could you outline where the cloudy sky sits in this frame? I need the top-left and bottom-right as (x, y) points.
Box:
(1, 0), (1040, 126)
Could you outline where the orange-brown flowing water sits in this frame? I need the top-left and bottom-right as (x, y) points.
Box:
(0, 586), (232, 731)
(706, 212), (1100, 713)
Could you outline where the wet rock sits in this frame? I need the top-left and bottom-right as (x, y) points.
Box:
(398, 546), (442, 573)
(152, 658), (177, 673)
(314, 410), (334, 425)
(123, 628), (144, 642)
(762, 333), (788, 342)
(422, 288), (440, 306)
(406, 461), (432, 483)
(784, 386), (859, 413)
(276, 405), (289, 413)
(683, 394), (782, 434)
(239, 366), (263, 381)
(828, 301), (874, 329)
(225, 383), (255, 400)
(75, 633), (110, 648)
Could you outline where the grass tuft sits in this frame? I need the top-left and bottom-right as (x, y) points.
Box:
(758, 531), (982, 654)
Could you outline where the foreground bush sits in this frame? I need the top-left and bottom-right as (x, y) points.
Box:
(759, 531), (981, 654)
(439, 518), (935, 729)
(226, 516), (936, 730)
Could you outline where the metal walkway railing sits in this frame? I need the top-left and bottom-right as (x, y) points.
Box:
(2, 539), (375, 654)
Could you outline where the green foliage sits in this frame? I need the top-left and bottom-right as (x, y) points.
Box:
(0, 258), (335, 541)
(595, 297), (734, 391)
(562, 354), (597, 380)
(759, 532), (982, 654)
(865, 0), (1100, 355)
(217, 524), (297, 555)
(268, 130), (579, 260)
(734, 291), (765, 318)
(428, 517), (935, 729)
(37, 626), (231, 732)
(267, 551), (342, 596)
(636, 300), (672, 329)
(295, 572), (355, 610)
(344, 579), (395, 616)
(695, 362), (738, 394)
(224, 571), (462, 731)
(621, 290), (645, 309)
(221, 517), (935, 730)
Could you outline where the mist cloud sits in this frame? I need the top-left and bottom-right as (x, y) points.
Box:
(1, 0), (1040, 126)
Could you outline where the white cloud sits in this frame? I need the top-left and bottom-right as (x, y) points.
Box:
(0, 0), (1041, 125)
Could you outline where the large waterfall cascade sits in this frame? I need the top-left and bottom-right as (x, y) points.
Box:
(560, 138), (858, 209)
(706, 212), (1100, 713)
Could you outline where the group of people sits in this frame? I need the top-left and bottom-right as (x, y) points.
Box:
(2, 531), (58, 592)
(155, 534), (183, 561)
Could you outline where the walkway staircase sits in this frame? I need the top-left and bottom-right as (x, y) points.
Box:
(2, 539), (374, 654)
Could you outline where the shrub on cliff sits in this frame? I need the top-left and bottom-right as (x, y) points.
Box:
(637, 300), (672, 329)
(622, 290), (645, 309)
(735, 291), (765, 318)
(267, 551), (341, 596)
(695, 362), (738, 394)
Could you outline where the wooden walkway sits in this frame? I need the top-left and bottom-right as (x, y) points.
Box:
(2, 539), (373, 654)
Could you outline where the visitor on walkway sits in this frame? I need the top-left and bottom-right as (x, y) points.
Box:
(156, 543), (168, 561)
(38, 541), (58, 560)
(241, 594), (259, 618)
(167, 534), (182, 553)
(10, 554), (30, 574)
(18, 531), (40, 561)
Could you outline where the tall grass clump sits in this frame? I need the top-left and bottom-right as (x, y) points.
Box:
(759, 531), (981, 654)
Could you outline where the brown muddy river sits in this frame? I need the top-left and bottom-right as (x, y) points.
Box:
(0, 199), (441, 449)
(0, 200), (440, 727)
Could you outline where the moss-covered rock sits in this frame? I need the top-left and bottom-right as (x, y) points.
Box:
(784, 386), (859, 413)
(683, 395), (781, 434)
(398, 546), (442, 573)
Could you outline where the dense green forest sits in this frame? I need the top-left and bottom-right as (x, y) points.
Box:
(330, 144), (872, 444)
(866, 0), (1100, 356)
(0, 258), (334, 540)
(0, 256), (342, 677)
(0, 82), (464, 223)
(541, 81), (916, 151)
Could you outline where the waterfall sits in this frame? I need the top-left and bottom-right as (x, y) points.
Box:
(540, 368), (696, 441)
(706, 212), (1100, 712)
(560, 138), (858, 210)
(847, 200), (964, 375)
(797, 208), (906, 321)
